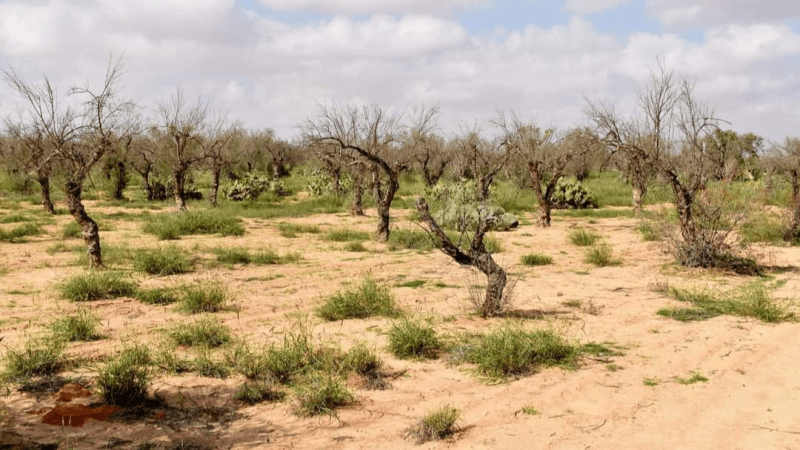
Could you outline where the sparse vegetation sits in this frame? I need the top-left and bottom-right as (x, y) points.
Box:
(214, 246), (300, 265)
(133, 246), (194, 275)
(178, 282), (230, 313)
(143, 210), (245, 240)
(167, 316), (232, 348)
(135, 287), (179, 305)
(568, 228), (601, 246)
(387, 318), (442, 359)
(2, 335), (66, 380)
(49, 309), (102, 341)
(677, 371), (708, 385)
(656, 283), (793, 323)
(96, 347), (152, 406)
(59, 271), (137, 302)
(408, 405), (461, 444)
(277, 222), (321, 238)
(295, 373), (354, 417)
(584, 244), (622, 267)
(324, 228), (371, 242)
(521, 253), (553, 266)
(316, 276), (400, 321)
(0, 223), (41, 242)
(235, 380), (285, 404)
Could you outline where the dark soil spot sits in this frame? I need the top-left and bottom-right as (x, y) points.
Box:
(41, 404), (120, 427)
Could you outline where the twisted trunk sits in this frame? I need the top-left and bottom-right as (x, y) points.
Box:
(174, 167), (188, 212)
(37, 173), (55, 214)
(785, 170), (800, 242)
(65, 181), (103, 268)
(209, 167), (222, 207)
(670, 181), (697, 245)
(112, 160), (127, 200)
(350, 171), (364, 216)
(528, 162), (557, 227)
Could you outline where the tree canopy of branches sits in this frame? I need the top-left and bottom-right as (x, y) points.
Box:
(303, 102), (423, 242)
(4, 57), (135, 267)
(778, 137), (800, 242)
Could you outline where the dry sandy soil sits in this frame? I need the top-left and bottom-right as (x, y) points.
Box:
(1, 201), (799, 450)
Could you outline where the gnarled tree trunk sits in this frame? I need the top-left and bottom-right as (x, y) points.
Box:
(632, 179), (648, 216)
(65, 181), (103, 268)
(37, 172), (55, 214)
(671, 182), (697, 244)
(528, 162), (557, 227)
(415, 198), (507, 317)
(209, 167), (221, 207)
(112, 160), (127, 200)
(350, 171), (364, 216)
(174, 168), (188, 211)
(785, 170), (800, 242)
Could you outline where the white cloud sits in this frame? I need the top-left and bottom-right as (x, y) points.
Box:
(0, 1), (798, 142)
(257, 0), (486, 15)
(564, 0), (631, 15)
(649, 0), (800, 27)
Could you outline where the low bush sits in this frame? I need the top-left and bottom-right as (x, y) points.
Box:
(225, 175), (288, 201)
(316, 277), (400, 321)
(143, 210), (244, 240)
(133, 246), (193, 275)
(387, 318), (442, 359)
(60, 272), (137, 302)
(408, 405), (461, 444)
(178, 282), (230, 314)
(49, 309), (102, 341)
(552, 178), (597, 210)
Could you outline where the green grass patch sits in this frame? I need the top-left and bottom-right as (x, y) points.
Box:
(214, 246), (300, 265)
(295, 373), (354, 417)
(142, 209), (245, 240)
(656, 283), (793, 323)
(49, 309), (102, 341)
(636, 221), (663, 242)
(520, 405), (540, 415)
(2, 335), (66, 380)
(739, 213), (787, 245)
(0, 213), (36, 224)
(277, 223), (321, 238)
(133, 246), (194, 275)
(96, 347), (152, 406)
(568, 228), (601, 246)
(234, 380), (285, 404)
(167, 316), (232, 348)
(59, 271), (137, 302)
(323, 228), (371, 242)
(395, 279), (426, 288)
(584, 244), (622, 267)
(177, 281), (230, 314)
(553, 208), (635, 219)
(520, 253), (553, 266)
(0, 223), (42, 243)
(387, 318), (442, 359)
(316, 277), (400, 321)
(408, 405), (461, 444)
(343, 241), (368, 252)
(135, 287), (179, 305)
(676, 371), (708, 385)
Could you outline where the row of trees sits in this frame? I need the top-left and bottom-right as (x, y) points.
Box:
(2, 60), (800, 314)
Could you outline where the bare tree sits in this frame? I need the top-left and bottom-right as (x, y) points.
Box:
(402, 106), (449, 187)
(129, 125), (164, 200)
(202, 113), (241, 207)
(156, 89), (208, 211)
(303, 102), (406, 242)
(266, 137), (296, 179)
(779, 137), (800, 241)
(2, 116), (56, 213)
(5, 58), (135, 267)
(452, 123), (513, 204)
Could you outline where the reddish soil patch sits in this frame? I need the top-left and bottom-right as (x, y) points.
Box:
(53, 383), (92, 402)
(41, 404), (120, 427)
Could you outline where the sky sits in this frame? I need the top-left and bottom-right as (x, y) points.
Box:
(0, 0), (798, 141)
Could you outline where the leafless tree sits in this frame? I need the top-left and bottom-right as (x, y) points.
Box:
(202, 112), (242, 207)
(401, 105), (449, 187)
(778, 137), (800, 241)
(156, 88), (208, 211)
(452, 123), (513, 203)
(5, 57), (135, 267)
(129, 125), (164, 200)
(2, 116), (56, 213)
(303, 102), (408, 242)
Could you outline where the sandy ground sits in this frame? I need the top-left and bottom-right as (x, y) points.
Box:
(1, 201), (799, 450)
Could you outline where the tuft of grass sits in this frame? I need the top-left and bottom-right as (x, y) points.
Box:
(568, 228), (601, 247)
(676, 371), (708, 385)
(657, 283), (793, 323)
(643, 378), (660, 387)
(277, 222), (320, 238)
(191, 351), (230, 379)
(323, 228), (370, 242)
(342, 343), (383, 378)
(214, 246), (300, 265)
(408, 405), (461, 444)
(387, 318), (442, 359)
(135, 287), (179, 305)
(739, 213), (786, 244)
(316, 277), (400, 321)
(133, 246), (193, 275)
(0, 213), (35, 224)
(584, 244), (622, 267)
(49, 309), (102, 341)
(0, 223), (42, 243)
(167, 316), (232, 348)
(96, 348), (152, 406)
(234, 380), (285, 404)
(178, 282), (230, 314)
(59, 271), (137, 302)
(395, 279), (426, 288)
(142, 209), (245, 240)
(520, 405), (540, 415)
(295, 373), (354, 417)
(636, 221), (662, 242)
(343, 241), (368, 252)
(2, 335), (66, 380)
(454, 324), (579, 381)
(520, 253), (553, 266)
(561, 299), (581, 308)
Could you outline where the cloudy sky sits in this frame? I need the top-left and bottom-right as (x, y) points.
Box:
(0, 0), (798, 141)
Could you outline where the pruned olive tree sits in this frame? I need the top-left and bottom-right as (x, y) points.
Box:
(303, 102), (409, 242)
(203, 113), (241, 207)
(778, 137), (800, 242)
(402, 105), (450, 187)
(156, 88), (208, 211)
(452, 123), (513, 204)
(5, 58), (135, 267)
(2, 118), (56, 213)
(129, 126), (164, 200)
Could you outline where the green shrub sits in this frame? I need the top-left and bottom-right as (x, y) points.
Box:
(96, 350), (152, 406)
(234, 380), (285, 404)
(143, 210), (245, 240)
(568, 228), (601, 246)
(316, 277), (400, 321)
(520, 253), (553, 266)
(133, 246), (193, 275)
(295, 373), (354, 417)
(60, 272), (137, 302)
(225, 175), (288, 201)
(135, 287), (179, 305)
(408, 405), (461, 444)
(178, 282), (229, 314)
(2, 335), (66, 380)
(387, 318), (441, 359)
(167, 317), (232, 348)
(49, 309), (102, 341)
(0, 223), (42, 243)
(584, 244), (622, 267)
(457, 324), (579, 381)
(657, 283), (792, 323)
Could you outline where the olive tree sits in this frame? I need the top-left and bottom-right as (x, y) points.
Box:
(778, 137), (800, 242)
(303, 102), (410, 242)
